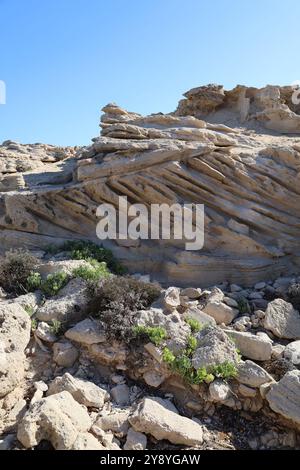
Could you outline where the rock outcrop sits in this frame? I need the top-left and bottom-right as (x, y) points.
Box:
(1, 84), (300, 287)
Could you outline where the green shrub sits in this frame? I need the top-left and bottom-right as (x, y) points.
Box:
(26, 272), (42, 291)
(88, 276), (161, 342)
(210, 361), (238, 380)
(31, 318), (37, 331)
(162, 347), (176, 365)
(40, 272), (69, 297)
(237, 296), (251, 314)
(50, 319), (64, 336)
(47, 240), (126, 275)
(185, 317), (202, 333)
(186, 335), (198, 355)
(133, 325), (167, 346)
(24, 305), (35, 317)
(0, 249), (38, 295)
(72, 260), (110, 282)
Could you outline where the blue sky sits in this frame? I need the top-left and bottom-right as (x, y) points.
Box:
(0, 0), (299, 146)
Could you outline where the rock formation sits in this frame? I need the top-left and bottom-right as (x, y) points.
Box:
(1, 84), (300, 288)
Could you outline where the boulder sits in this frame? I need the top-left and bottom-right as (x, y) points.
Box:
(134, 308), (190, 354)
(17, 391), (91, 449)
(94, 410), (130, 435)
(36, 278), (90, 323)
(181, 287), (202, 299)
(47, 373), (109, 408)
(183, 306), (216, 326)
(52, 341), (79, 367)
(111, 384), (130, 406)
(264, 299), (300, 339)
(237, 360), (274, 387)
(209, 380), (231, 402)
(65, 318), (106, 345)
(0, 304), (31, 398)
(284, 340), (300, 365)
(35, 321), (57, 343)
(203, 288), (238, 325)
(129, 397), (203, 446)
(266, 370), (300, 429)
(192, 325), (239, 370)
(124, 428), (147, 450)
(224, 330), (272, 361)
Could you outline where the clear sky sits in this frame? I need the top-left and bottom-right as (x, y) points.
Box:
(0, 0), (299, 146)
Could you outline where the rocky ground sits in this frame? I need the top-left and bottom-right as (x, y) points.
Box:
(0, 246), (299, 451)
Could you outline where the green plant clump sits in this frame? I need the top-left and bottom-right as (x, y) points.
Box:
(237, 296), (251, 314)
(185, 317), (203, 333)
(40, 272), (69, 297)
(26, 272), (42, 291)
(210, 361), (238, 380)
(133, 325), (167, 346)
(72, 260), (110, 282)
(50, 319), (64, 336)
(47, 240), (126, 275)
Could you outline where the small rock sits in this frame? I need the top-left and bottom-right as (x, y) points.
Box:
(181, 287), (202, 299)
(209, 380), (231, 402)
(237, 360), (274, 387)
(224, 330), (272, 361)
(65, 318), (106, 345)
(284, 340), (300, 365)
(272, 344), (285, 359)
(143, 370), (166, 388)
(231, 284), (242, 293)
(47, 373), (109, 408)
(163, 287), (181, 309)
(111, 384), (130, 406)
(255, 282), (266, 290)
(123, 427), (147, 450)
(94, 410), (130, 435)
(203, 288), (238, 325)
(53, 341), (78, 367)
(238, 384), (256, 398)
(264, 299), (300, 339)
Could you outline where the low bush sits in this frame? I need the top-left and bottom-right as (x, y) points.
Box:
(133, 325), (167, 346)
(88, 276), (161, 343)
(40, 272), (69, 297)
(47, 240), (126, 275)
(0, 249), (38, 295)
(185, 317), (202, 333)
(72, 260), (110, 282)
(237, 296), (251, 314)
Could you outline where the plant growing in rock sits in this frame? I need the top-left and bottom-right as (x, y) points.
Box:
(40, 272), (69, 297)
(133, 325), (167, 346)
(185, 317), (203, 333)
(47, 240), (126, 275)
(210, 361), (238, 380)
(72, 260), (110, 282)
(237, 296), (251, 314)
(26, 272), (42, 291)
(88, 276), (161, 343)
(0, 249), (39, 295)
(50, 319), (64, 336)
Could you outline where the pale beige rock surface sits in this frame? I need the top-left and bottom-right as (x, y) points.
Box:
(129, 397), (203, 446)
